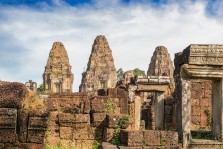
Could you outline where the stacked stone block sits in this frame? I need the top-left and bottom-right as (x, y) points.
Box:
(44, 88), (129, 148)
(120, 130), (179, 148)
(190, 79), (212, 130)
(0, 82), (48, 148)
(164, 96), (175, 129)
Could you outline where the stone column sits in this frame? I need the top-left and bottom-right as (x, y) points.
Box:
(181, 78), (191, 148)
(212, 79), (223, 141)
(134, 96), (141, 130)
(155, 92), (164, 130)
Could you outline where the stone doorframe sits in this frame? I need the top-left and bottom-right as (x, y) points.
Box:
(136, 76), (171, 129)
(174, 44), (223, 148)
(178, 64), (223, 148)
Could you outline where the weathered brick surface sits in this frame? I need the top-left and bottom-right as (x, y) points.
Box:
(120, 130), (143, 147)
(120, 130), (178, 147)
(143, 130), (161, 146)
(29, 116), (48, 128)
(58, 113), (75, 127)
(27, 130), (45, 143)
(117, 89), (128, 98)
(47, 93), (90, 114)
(60, 127), (73, 140)
(190, 79), (212, 130)
(80, 140), (95, 149)
(106, 114), (122, 128)
(102, 142), (118, 149)
(73, 128), (89, 140)
(92, 113), (106, 126)
(120, 97), (128, 114)
(0, 82), (28, 109)
(119, 146), (142, 149)
(74, 123), (90, 129)
(0, 108), (17, 128)
(75, 114), (90, 123)
(0, 129), (16, 143)
(91, 96), (106, 113)
(107, 88), (118, 98)
(160, 131), (178, 146)
(103, 127), (114, 142)
(18, 109), (29, 142)
(0, 108), (17, 143)
(0, 143), (44, 149)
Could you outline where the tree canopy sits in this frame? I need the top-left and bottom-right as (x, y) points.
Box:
(133, 68), (145, 77)
(37, 84), (44, 92)
(117, 68), (124, 81)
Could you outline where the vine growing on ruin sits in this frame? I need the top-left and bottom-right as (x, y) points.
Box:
(106, 98), (115, 114)
(111, 125), (121, 146)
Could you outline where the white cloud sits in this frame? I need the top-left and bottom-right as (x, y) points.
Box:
(0, 0), (223, 91)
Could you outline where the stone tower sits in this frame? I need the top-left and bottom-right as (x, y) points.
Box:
(79, 35), (117, 96)
(147, 46), (174, 77)
(43, 42), (74, 93)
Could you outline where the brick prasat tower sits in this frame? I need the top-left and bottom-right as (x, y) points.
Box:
(43, 42), (74, 93)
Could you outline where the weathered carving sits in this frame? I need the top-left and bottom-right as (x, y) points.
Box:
(189, 44), (223, 65)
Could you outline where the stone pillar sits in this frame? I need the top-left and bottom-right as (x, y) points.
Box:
(155, 92), (164, 129)
(181, 78), (191, 148)
(212, 79), (223, 141)
(134, 96), (141, 130)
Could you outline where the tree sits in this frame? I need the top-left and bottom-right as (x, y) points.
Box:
(37, 84), (44, 92)
(117, 68), (124, 81)
(133, 68), (145, 77)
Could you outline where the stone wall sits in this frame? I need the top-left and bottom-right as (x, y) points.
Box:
(44, 88), (129, 148)
(0, 82), (48, 149)
(190, 79), (212, 130)
(119, 130), (179, 148)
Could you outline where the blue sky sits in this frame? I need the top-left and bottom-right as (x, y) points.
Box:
(0, 0), (223, 91)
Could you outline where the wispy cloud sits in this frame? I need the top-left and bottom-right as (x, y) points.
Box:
(0, 0), (223, 91)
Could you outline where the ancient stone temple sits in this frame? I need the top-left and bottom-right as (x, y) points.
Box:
(79, 35), (117, 96)
(43, 42), (74, 93)
(147, 46), (174, 77)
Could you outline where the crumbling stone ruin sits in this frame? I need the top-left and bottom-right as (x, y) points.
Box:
(0, 36), (222, 149)
(79, 35), (117, 96)
(43, 42), (74, 93)
(25, 80), (37, 92)
(0, 81), (48, 149)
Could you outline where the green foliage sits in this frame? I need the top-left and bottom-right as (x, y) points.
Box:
(45, 141), (78, 149)
(133, 68), (145, 77)
(10, 144), (15, 149)
(49, 53), (53, 57)
(111, 125), (121, 146)
(92, 140), (100, 149)
(191, 130), (212, 140)
(106, 98), (115, 114)
(117, 68), (124, 81)
(45, 131), (78, 149)
(119, 115), (129, 128)
(37, 84), (44, 92)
